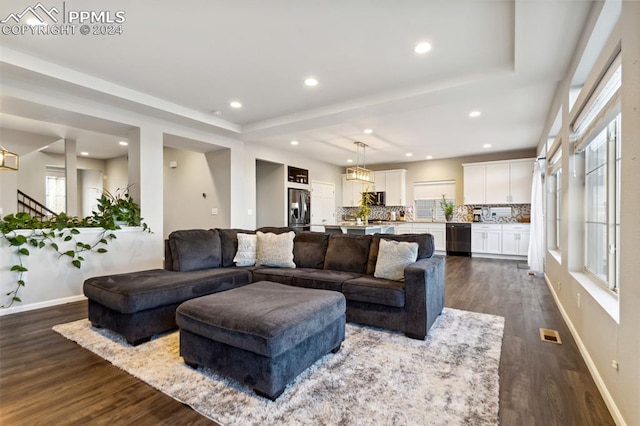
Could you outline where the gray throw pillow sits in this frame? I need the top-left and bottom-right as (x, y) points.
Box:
(374, 238), (419, 281)
(255, 231), (296, 268)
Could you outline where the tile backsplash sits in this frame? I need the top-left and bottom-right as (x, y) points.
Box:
(337, 204), (530, 223)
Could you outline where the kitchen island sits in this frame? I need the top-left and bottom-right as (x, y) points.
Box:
(324, 223), (396, 235)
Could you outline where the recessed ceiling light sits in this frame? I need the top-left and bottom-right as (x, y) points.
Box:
(414, 42), (432, 54)
(364, 128), (373, 134)
(347, 159), (353, 163)
(304, 77), (319, 87)
(426, 155), (433, 160)
(406, 153), (413, 157)
(469, 111), (482, 118)
(483, 144), (492, 148)
(230, 101), (242, 108)
(80, 152), (89, 156)
(119, 141), (128, 146)
(290, 140), (299, 146)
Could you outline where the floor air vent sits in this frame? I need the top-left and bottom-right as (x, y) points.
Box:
(539, 328), (562, 344)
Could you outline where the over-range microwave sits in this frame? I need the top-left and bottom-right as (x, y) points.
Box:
(362, 191), (385, 206)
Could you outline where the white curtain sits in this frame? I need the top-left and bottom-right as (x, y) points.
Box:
(528, 159), (545, 273)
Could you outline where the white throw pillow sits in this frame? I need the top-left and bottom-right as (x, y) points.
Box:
(255, 231), (296, 268)
(233, 233), (257, 267)
(374, 238), (419, 281)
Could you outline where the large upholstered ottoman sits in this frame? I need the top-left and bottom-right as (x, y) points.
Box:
(176, 281), (346, 400)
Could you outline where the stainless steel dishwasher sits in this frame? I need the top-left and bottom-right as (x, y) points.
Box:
(446, 223), (472, 256)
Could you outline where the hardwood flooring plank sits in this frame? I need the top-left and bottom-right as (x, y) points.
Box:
(0, 256), (615, 425)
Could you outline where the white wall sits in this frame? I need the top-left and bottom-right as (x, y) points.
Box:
(104, 155), (129, 195)
(256, 160), (286, 227)
(0, 228), (157, 315)
(16, 151), (106, 214)
(539, 3), (639, 425)
(163, 147), (230, 238)
(240, 141), (344, 229)
(79, 169), (103, 217)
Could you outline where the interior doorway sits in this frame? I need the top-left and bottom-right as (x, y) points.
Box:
(310, 181), (336, 232)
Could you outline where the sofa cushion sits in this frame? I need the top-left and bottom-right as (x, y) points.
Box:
(168, 229), (222, 272)
(323, 234), (372, 274)
(293, 232), (330, 269)
(83, 268), (252, 313)
(342, 276), (405, 308)
(293, 269), (362, 292)
(256, 226), (294, 234)
(255, 231), (296, 268)
(175, 281), (346, 357)
(218, 228), (256, 267)
(374, 239), (419, 281)
(253, 267), (320, 286)
(233, 233), (257, 267)
(366, 233), (435, 275)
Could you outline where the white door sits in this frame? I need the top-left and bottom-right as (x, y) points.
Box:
(311, 181), (336, 231)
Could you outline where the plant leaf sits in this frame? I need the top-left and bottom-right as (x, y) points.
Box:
(18, 280), (25, 286)
(72, 260), (81, 268)
(64, 236), (72, 242)
(51, 243), (59, 251)
(64, 250), (75, 257)
(97, 248), (108, 253)
(10, 265), (28, 272)
(12, 297), (22, 302)
(19, 248), (29, 256)
(70, 228), (80, 234)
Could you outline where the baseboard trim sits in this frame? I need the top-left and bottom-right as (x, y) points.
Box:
(543, 274), (626, 426)
(0, 295), (87, 317)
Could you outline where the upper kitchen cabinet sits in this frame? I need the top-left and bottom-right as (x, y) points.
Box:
(341, 174), (363, 207)
(373, 171), (386, 192)
(383, 169), (406, 206)
(463, 159), (534, 204)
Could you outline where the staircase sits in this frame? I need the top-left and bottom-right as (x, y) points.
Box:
(17, 190), (58, 218)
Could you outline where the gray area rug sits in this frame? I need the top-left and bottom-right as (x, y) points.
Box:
(53, 308), (504, 426)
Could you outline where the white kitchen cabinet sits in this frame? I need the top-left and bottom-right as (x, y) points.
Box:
(509, 160), (534, 203)
(463, 165), (485, 205)
(463, 159), (534, 205)
(373, 171), (386, 192)
(485, 163), (510, 204)
(394, 222), (445, 251)
(384, 170), (407, 206)
(501, 224), (530, 256)
(471, 224), (502, 254)
(341, 174), (365, 207)
(394, 223), (413, 235)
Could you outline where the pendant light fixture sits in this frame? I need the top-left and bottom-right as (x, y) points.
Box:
(0, 146), (19, 171)
(346, 141), (374, 183)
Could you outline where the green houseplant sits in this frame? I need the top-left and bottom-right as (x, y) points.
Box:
(440, 194), (455, 222)
(94, 186), (144, 229)
(357, 187), (376, 224)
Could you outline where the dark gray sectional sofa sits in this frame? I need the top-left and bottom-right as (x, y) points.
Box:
(84, 227), (445, 345)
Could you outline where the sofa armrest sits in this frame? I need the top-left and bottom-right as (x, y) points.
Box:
(403, 255), (446, 339)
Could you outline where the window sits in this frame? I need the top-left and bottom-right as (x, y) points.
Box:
(547, 140), (562, 252)
(583, 114), (620, 291)
(413, 181), (456, 221)
(45, 167), (66, 214)
(573, 56), (621, 293)
(555, 169), (562, 250)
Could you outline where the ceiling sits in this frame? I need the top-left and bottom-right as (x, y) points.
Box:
(0, 0), (594, 165)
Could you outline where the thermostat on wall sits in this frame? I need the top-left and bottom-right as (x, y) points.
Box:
(169, 161), (178, 168)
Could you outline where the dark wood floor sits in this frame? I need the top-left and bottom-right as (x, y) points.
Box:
(0, 257), (615, 425)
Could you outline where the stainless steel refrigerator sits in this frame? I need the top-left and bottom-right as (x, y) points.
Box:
(288, 188), (311, 230)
